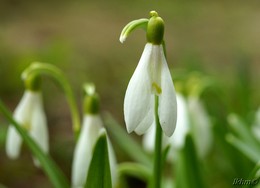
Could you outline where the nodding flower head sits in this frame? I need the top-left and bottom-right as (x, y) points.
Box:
(6, 75), (49, 167)
(121, 11), (177, 137)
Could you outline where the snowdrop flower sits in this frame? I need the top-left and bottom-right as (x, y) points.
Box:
(6, 76), (49, 166)
(122, 11), (177, 137)
(71, 92), (117, 188)
(143, 93), (212, 160)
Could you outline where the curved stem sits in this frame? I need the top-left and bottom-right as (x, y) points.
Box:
(22, 62), (80, 139)
(153, 95), (162, 188)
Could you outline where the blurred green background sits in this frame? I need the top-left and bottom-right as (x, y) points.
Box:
(0, 0), (259, 187)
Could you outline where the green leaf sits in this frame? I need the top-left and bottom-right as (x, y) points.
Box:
(228, 114), (259, 149)
(243, 162), (260, 188)
(0, 100), (69, 188)
(118, 162), (151, 182)
(161, 144), (171, 170)
(104, 113), (152, 168)
(85, 132), (112, 188)
(175, 134), (205, 188)
(226, 134), (260, 163)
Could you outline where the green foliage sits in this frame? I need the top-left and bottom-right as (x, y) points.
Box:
(175, 134), (205, 188)
(85, 132), (112, 188)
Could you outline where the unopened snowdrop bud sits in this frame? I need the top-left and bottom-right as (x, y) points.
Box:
(72, 89), (117, 188)
(5, 75), (49, 167)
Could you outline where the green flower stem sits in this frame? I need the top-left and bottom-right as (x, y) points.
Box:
(152, 95), (162, 188)
(22, 62), (80, 139)
(0, 100), (69, 188)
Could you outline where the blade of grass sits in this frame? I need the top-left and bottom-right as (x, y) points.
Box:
(226, 134), (260, 163)
(228, 114), (259, 149)
(175, 134), (205, 188)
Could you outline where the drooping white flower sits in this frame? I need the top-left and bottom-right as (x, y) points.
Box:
(71, 114), (117, 188)
(5, 90), (49, 166)
(124, 43), (177, 137)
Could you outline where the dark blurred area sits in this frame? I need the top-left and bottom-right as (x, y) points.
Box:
(0, 0), (259, 187)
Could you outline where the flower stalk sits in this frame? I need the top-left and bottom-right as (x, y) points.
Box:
(22, 62), (81, 139)
(153, 95), (162, 188)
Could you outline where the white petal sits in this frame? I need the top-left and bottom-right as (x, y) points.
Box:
(188, 96), (212, 159)
(142, 125), (156, 152)
(158, 46), (177, 137)
(124, 43), (154, 133)
(5, 91), (36, 159)
(134, 106), (154, 135)
(29, 93), (49, 167)
(169, 94), (189, 149)
(71, 115), (103, 188)
(6, 126), (22, 159)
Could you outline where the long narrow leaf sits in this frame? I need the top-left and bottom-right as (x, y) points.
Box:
(0, 100), (69, 188)
(175, 134), (205, 188)
(226, 134), (260, 163)
(228, 114), (259, 149)
(85, 132), (112, 188)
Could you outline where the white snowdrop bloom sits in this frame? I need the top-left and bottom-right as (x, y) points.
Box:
(6, 90), (49, 165)
(124, 43), (177, 137)
(71, 115), (117, 188)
